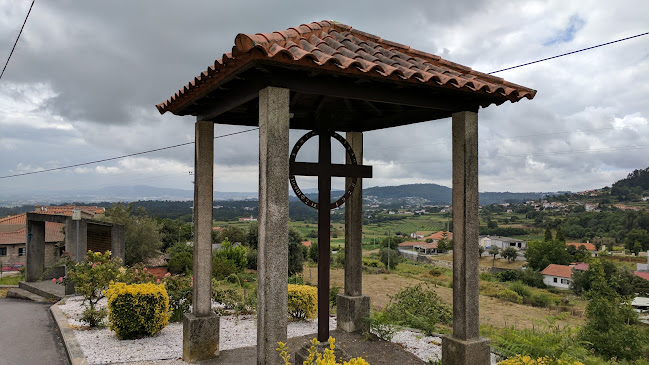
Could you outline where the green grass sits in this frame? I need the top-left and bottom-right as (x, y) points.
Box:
(0, 275), (22, 285)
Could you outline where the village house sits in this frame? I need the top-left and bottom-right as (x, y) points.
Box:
(479, 235), (526, 250)
(397, 241), (443, 255)
(541, 263), (589, 289)
(566, 242), (598, 256)
(238, 215), (257, 222)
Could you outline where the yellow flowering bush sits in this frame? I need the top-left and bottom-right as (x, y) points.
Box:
(105, 282), (169, 339)
(288, 284), (317, 320)
(277, 337), (370, 365)
(498, 354), (584, 365)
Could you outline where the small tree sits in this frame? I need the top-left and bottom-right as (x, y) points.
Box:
(308, 241), (318, 263)
(501, 247), (518, 263)
(544, 227), (553, 242)
(489, 246), (500, 264)
(479, 246), (485, 257)
(555, 227), (565, 243)
(288, 228), (305, 276)
(103, 203), (162, 266)
(379, 248), (400, 270)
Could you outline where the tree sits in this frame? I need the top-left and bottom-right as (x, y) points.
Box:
(524, 239), (571, 271)
(218, 226), (246, 244)
(103, 203), (162, 266)
(308, 241), (319, 263)
(625, 229), (649, 252)
(288, 228), (305, 276)
(379, 248), (400, 270)
(166, 242), (193, 275)
(158, 218), (192, 252)
(544, 227), (553, 242)
(245, 223), (258, 249)
(501, 247), (518, 263)
(478, 246), (485, 257)
(489, 246), (499, 264)
(487, 220), (498, 229)
(555, 226), (565, 243)
(579, 261), (643, 360)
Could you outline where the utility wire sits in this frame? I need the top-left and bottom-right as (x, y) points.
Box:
(0, 0), (35, 81)
(489, 32), (649, 74)
(0, 128), (258, 179)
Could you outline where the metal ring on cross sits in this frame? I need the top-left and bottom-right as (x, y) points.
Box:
(289, 130), (358, 210)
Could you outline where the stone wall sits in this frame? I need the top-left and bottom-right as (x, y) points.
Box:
(87, 224), (112, 253)
(0, 244), (24, 265)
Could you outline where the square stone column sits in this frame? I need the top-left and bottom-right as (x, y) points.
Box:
(65, 218), (88, 262)
(110, 224), (125, 264)
(25, 220), (45, 282)
(338, 131), (370, 333)
(442, 111), (490, 365)
(183, 120), (220, 363)
(257, 86), (290, 364)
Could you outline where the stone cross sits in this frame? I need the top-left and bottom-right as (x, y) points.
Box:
(289, 130), (372, 341)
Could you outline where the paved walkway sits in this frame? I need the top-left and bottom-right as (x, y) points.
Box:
(0, 298), (69, 365)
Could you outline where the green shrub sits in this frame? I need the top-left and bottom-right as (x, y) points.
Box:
(213, 238), (247, 272)
(245, 248), (258, 270)
(496, 270), (521, 282)
(479, 272), (496, 282)
(212, 256), (237, 280)
(287, 284), (317, 320)
(167, 251), (193, 275)
(496, 289), (523, 304)
(367, 310), (398, 341)
(429, 267), (444, 278)
(384, 284), (451, 335)
(508, 281), (532, 298)
(529, 293), (552, 308)
(329, 285), (342, 308)
(519, 270), (547, 289)
(106, 282), (169, 339)
(163, 274), (192, 322)
(362, 257), (381, 268)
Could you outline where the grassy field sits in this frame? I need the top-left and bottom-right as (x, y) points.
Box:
(0, 274), (22, 285)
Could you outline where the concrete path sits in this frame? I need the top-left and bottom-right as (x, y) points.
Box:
(0, 298), (70, 365)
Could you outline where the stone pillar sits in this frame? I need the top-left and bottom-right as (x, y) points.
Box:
(183, 120), (220, 363)
(65, 219), (88, 262)
(257, 86), (290, 364)
(338, 131), (370, 333)
(25, 220), (45, 282)
(110, 224), (125, 264)
(442, 111), (490, 365)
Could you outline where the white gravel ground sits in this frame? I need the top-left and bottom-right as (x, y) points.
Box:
(59, 296), (498, 364)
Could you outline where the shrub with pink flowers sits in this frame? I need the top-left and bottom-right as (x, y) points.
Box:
(58, 250), (125, 327)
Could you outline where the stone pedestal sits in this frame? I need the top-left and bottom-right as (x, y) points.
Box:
(336, 294), (370, 333)
(441, 336), (490, 365)
(183, 313), (220, 363)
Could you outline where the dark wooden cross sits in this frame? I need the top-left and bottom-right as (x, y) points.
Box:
(289, 130), (372, 342)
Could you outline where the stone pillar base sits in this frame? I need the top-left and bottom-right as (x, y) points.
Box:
(183, 313), (220, 363)
(441, 335), (490, 365)
(336, 294), (370, 333)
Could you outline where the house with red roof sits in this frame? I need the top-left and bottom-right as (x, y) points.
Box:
(566, 242), (598, 256)
(541, 263), (589, 289)
(0, 213), (65, 267)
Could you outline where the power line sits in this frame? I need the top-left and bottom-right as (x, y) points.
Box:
(0, 128), (258, 179)
(489, 32), (649, 74)
(0, 0), (35, 81)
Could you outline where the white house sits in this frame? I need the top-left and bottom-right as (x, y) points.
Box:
(541, 264), (573, 289)
(479, 235), (527, 250)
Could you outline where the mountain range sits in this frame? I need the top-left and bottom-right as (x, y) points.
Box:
(0, 183), (554, 206)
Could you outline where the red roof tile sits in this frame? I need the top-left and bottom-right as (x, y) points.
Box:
(573, 263), (589, 271)
(0, 223), (64, 245)
(0, 214), (26, 225)
(398, 241), (418, 247)
(157, 20), (536, 115)
(541, 264), (573, 278)
(301, 241), (312, 248)
(417, 242), (439, 250)
(635, 271), (649, 282)
(566, 242), (596, 251)
(425, 231), (453, 241)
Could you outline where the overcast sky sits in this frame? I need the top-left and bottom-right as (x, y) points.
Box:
(0, 0), (647, 199)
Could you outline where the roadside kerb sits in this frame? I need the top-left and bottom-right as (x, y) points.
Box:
(50, 299), (89, 365)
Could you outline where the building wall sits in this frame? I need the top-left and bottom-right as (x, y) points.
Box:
(0, 242), (60, 267)
(543, 275), (571, 289)
(87, 224), (112, 253)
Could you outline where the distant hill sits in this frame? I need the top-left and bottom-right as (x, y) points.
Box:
(612, 167), (649, 191)
(363, 183), (551, 205)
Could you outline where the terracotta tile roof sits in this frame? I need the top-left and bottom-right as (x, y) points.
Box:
(566, 242), (596, 251)
(417, 242), (438, 250)
(301, 240), (312, 248)
(541, 264), (573, 279)
(398, 241), (418, 247)
(0, 222), (64, 245)
(157, 20), (536, 115)
(35, 205), (105, 216)
(634, 271), (649, 282)
(573, 263), (589, 271)
(0, 214), (26, 225)
(426, 231), (453, 241)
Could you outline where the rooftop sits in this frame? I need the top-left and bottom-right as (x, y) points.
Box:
(157, 20), (535, 132)
(541, 264), (573, 279)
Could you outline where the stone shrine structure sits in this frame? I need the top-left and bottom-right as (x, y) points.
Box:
(157, 20), (536, 365)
